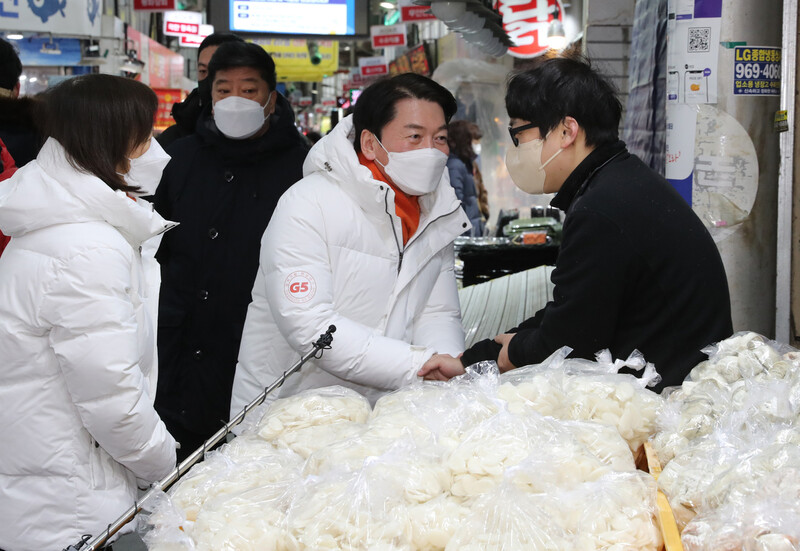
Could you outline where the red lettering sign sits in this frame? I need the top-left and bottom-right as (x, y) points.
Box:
(498, 0), (563, 58)
(401, 6), (435, 22)
(362, 64), (388, 76)
(134, 0), (175, 10)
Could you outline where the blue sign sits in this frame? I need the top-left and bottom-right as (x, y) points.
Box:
(733, 46), (781, 96)
(15, 37), (82, 66)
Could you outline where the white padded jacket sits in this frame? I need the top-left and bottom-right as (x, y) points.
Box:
(0, 138), (177, 551)
(230, 115), (469, 414)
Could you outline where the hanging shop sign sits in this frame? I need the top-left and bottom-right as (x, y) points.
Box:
(163, 10), (202, 37)
(733, 46), (780, 96)
(128, 26), (184, 88)
(398, 0), (435, 22)
(254, 39), (339, 82)
(15, 37), (82, 66)
(497, 0), (562, 58)
(371, 24), (407, 49)
(134, 0), (176, 10)
(359, 56), (389, 77)
(179, 24), (214, 48)
(0, 0), (101, 35)
(154, 88), (183, 131)
(388, 44), (431, 76)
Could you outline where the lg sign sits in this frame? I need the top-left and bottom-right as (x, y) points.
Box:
(284, 271), (316, 303)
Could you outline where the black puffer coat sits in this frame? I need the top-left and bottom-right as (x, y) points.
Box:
(153, 94), (308, 446)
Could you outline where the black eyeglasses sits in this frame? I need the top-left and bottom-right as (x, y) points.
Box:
(508, 122), (538, 147)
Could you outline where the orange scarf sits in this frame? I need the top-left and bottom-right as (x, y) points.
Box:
(358, 152), (420, 245)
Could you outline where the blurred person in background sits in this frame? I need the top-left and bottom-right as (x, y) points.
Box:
(470, 122), (490, 229)
(230, 73), (469, 415)
(154, 41), (307, 460)
(446, 119), (483, 237)
(156, 33), (244, 149)
(0, 37), (40, 166)
(0, 74), (177, 551)
(0, 137), (17, 256)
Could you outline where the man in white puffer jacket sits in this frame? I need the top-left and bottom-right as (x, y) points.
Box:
(0, 75), (177, 551)
(230, 74), (470, 413)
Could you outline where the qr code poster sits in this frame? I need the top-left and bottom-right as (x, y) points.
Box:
(688, 27), (711, 52)
(666, 0), (721, 105)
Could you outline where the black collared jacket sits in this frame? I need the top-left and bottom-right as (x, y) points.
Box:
(462, 141), (732, 391)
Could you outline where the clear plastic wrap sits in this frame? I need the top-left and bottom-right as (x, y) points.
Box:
(167, 446), (302, 523)
(682, 469), (800, 551)
(192, 484), (292, 551)
(407, 494), (471, 551)
(140, 490), (196, 551)
(304, 436), (452, 505)
(285, 461), (413, 550)
(444, 481), (583, 551)
(255, 385), (372, 441)
(498, 348), (663, 453)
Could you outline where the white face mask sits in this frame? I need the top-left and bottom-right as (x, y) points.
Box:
(373, 135), (448, 196)
(213, 92), (273, 140)
(472, 143), (482, 157)
(505, 133), (563, 194)
(124, 138), (171, 196)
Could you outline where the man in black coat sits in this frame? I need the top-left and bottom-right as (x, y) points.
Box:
(156, 33), (243, 149)
(153, 42), (308, 459)
(0, 38), (40, 166)
(420, 54), (732, 392)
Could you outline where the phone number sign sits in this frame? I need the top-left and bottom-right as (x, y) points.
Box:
(733, 46), (780, 95)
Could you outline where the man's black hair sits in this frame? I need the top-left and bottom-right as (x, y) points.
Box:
(505, 53), (622, 148)
(198, 33), (243, 57)
(208, 41), (276, 91)
(0, 37), (22, 91)
(352, 73), (457, 153)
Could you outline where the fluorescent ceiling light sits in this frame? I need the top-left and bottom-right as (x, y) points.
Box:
(6, 34), (23, 40)
(379, 1), (395, 9)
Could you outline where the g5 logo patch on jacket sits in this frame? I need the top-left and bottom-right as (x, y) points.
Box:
(284, 271), (316, 303)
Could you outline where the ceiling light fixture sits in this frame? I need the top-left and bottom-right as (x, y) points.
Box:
(379, 1), (395, 9)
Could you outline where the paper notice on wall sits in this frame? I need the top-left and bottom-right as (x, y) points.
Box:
(666, 0), (722, 104)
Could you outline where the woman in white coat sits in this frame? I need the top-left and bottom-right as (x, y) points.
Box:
(0, 75), (177, 551)
(230, 74), (470, 414)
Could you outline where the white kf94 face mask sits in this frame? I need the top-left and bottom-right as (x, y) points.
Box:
(213, 92), (273, 140)
(125, 138), (171, 196)
(505, 132), (563, 194)
(373, 134), (448, 196)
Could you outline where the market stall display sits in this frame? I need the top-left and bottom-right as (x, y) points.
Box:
(651, 332), (800, 550)
(143, 350), (665, 550)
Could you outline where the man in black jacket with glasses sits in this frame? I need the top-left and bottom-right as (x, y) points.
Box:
(420, 53), (732, 392)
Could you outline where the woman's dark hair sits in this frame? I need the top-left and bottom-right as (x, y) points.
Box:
(38, 74), (156, 193)
(505, 52), (622, 148)
(208, 41), (277, 92)
(447, 120), (476, 167)
(353, 73), (457, 153)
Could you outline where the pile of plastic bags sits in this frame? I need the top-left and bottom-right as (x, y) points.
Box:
(651, 332), (800, 550)
(143, 349), (664, 551)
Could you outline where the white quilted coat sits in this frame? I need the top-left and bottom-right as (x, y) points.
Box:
(0, 138), (177, 551)
(230, 115), (470, 414)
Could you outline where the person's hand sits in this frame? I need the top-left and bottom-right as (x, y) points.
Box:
(417, 353), (466, 381)
(494, 333), (517, 372)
